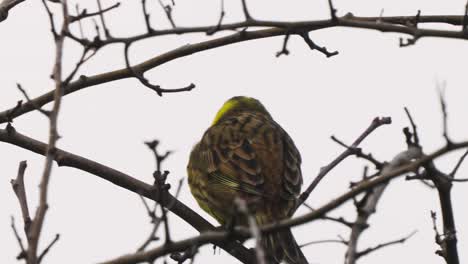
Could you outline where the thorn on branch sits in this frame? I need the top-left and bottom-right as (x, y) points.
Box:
(276, 34), (290, 57)
(299, 32), (339, 58)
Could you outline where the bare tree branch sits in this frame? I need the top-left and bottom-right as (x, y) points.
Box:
(206, 0), (225, 35)
(24, 1), (69, 262)
(355, 231), (417, 259)
(448, 150), (468, 181)
(1, 124), (468, 263)
(157, 0), (176, 28)
(0, 126), (255, 263)
(11, 216), (26, 260)
(10, 160), (32, 233)
(297, 116), (391, 209)
(69, 2), (120, 24)
(123, 42), (195, 96)
(345, 146), (422, 264)
(37, 234), (60, 263)
(2, 12), (468, 123)
(96, 0), (111, 38)
(0, 0), (26, 23)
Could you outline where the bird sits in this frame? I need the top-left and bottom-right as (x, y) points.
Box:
(187, 96), (307, 264)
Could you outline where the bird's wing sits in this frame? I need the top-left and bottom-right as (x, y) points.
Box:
(196, 112), (302, 201)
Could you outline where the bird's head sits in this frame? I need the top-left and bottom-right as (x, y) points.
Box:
(212, 96), (271, 125)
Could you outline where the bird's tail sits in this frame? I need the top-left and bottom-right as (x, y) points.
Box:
(264, 229), (308, 264)
(257, 215), (308, 264)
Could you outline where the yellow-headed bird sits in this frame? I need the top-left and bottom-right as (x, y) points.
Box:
(187, 96), (307, 264)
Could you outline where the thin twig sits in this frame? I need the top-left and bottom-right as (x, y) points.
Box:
(403, 107), (420, 147)
(240, 0), (252, 21)
(10, 161), (32, 233)
(124, 42), (195, 96)
(2, 128), (468, 263)
(141, 0), (152, 33)
(463, 1), (468, 32)
(70, 2), (120, 24)
(16, 84), (51, 117)
(96, 0), (111, 37)
(449, 149), (468, 179)
(37, 234), (60, 263)
(0, 127), (254, 263)
(303, 203), (354, 228)
(299, 32), (339, 57)
(5, 13), (468, 122)
(0, 0), (26, 23)
(331, 135), (384, 169)
(437, 83), (451, 145)
(276, 34), (290, 57)
(158, 0), (176, 28)
(296, 116), (391, 209)
(355, 231), (417, 259)
(206, 0), (225, 35)
(10, 216), (26, 260)
(345, 146), (422, 264)
(26, 2), (69, 262)
(75, 4), (85, 38)
(300, 238), (347, 248)
(327, 0), (337, 21)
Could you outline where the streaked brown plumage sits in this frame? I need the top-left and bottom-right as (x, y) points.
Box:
(187, 96), (307, 263)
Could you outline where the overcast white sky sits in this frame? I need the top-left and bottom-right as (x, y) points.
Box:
(1, 0), (468, 263)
